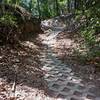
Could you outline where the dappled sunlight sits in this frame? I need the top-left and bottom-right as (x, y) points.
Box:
(21, 41), (38, 49)
(41, 18), (66, 30)
(0, 0), (99, 99)
(39, 19), (100, 99)
(0, 43), (47, 99)
(40, 41), (98, 100)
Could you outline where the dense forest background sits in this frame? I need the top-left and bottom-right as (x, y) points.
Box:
(0, 0), (99, 60)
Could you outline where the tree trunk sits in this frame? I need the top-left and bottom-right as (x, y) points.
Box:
(55, 0), (59, 16)
(67, 0), (70, 13)
(37, 0), (41, 21)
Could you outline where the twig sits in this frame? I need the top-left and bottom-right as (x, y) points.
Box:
(11, 73), (17, 92)
(10, 72), (17, 97)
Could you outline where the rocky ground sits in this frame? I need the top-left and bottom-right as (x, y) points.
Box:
(51, 31), (100, 83)
(0, 18), (100, 100)
(38, 19), (100, 100)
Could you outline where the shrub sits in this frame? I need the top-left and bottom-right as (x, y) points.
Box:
(0, 12), (19, 44)
(0, 12), (17, 27)
(81, 27), (96, 47)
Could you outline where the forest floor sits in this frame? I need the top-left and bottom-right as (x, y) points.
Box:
(52, 31), (100, 79)
(0, 19), (100, 100)
(0, 34), (48, 99)
(38, 24), (100, 100)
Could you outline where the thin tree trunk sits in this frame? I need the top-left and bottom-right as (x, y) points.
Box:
(1, 0), (5, 14)
(67, 0), (70, 13)
(55, 0), (59, 16)
(37, 0), (41, 20)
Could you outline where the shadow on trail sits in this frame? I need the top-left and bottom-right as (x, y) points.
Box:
(0, 18), (99, 99)
(0, 32), (48, 99)
(39, 25), (100, 100)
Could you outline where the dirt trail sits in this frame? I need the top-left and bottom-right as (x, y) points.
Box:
(39, 21), (100, 100)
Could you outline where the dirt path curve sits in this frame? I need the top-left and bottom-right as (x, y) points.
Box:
(39, 25), (100, 100)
